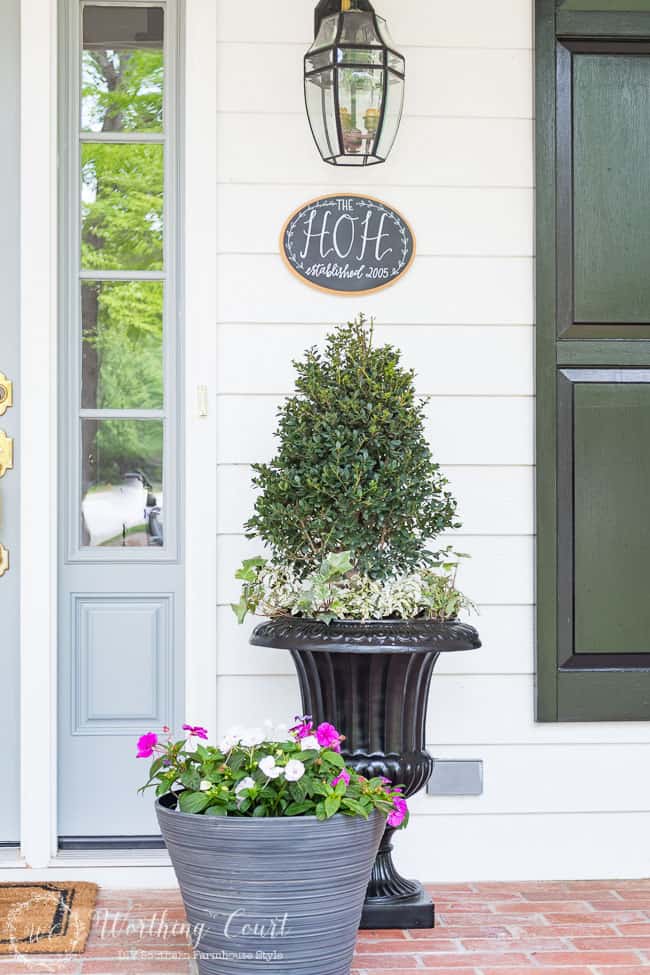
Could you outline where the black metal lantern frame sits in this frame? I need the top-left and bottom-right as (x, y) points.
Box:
(305, 0), (406, 166)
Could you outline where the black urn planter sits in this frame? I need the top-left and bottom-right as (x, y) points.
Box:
(251, 617), (481, 929)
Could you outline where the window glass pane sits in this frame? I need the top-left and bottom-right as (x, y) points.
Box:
(81, 419), (164, 548)
(81, 143), (164, 271)
(82, 5), (164, 133)
(82, 281), (163, 410)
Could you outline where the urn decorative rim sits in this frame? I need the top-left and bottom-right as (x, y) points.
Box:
(250, 616), (481, 654)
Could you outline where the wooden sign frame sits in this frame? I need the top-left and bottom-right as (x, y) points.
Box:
(280, 193), (416, 297)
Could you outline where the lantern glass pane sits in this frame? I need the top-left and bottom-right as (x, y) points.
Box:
(336, 47), (383, 66)
(388, 52), (405, 75)
(310, 13), (338, 51)
(305, 70), (339, 161)
(336, 64), (384, 159)
(375, 16), (396, 48)
(339, 11), (381, 45)
(375, 71), (404, 160)
(306, 49), (332, 73)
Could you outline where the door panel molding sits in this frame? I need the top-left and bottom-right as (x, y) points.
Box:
(71, 594), (174, 735)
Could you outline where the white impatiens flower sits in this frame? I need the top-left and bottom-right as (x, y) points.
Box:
(264, 720), (291, 742)
(218, 734), (240, 753)
(284, 760), (305, 782)
(240, 728), (265, 747)
(199, 780), (212, 792)
(258, 755), (283, 779)
(300, 735), (320, 751)
(184, 737), (198, 754)
(234, 777), (256, 795)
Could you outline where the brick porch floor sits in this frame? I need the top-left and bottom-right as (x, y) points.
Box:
(2, 881), (650, 974)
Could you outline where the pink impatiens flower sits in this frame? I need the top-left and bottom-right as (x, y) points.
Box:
(290, 715), (315, 739)
(182, 724), (208, 740)
(387, 796), (409, 828)
(136, 732), (158, 759)
(316, 722), (344, 752)
(331, 769), (351, 789)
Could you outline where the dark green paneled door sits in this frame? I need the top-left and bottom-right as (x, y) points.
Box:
(536, 0), (650, 721)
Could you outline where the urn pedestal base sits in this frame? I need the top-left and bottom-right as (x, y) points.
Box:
(361, 887), (434, 930)
(360, 826), (435, 928)
(250, 617), (481, 931)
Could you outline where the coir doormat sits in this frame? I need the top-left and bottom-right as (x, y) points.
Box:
(0, 882), (97, 954)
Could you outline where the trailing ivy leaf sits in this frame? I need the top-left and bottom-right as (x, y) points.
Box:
(231, 595), (250, 624)
(235, 557), (267, 582)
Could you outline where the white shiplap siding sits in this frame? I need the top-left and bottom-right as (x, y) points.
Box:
(214, 0), (650, 881)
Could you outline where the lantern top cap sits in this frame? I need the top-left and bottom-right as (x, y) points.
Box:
(314, 0), (376, 37)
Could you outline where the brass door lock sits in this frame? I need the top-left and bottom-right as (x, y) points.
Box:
(0, 431), (13, 478)
(0, 373), (13, 417)
(0, 545), (8, 577)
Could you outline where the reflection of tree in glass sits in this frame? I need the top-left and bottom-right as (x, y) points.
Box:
(81, 49), (164, 495)
(82, 49), (163, 132)
(83, 281), (163, 410)
(91, 419), (163, 488)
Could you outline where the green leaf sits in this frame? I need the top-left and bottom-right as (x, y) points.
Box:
(178, 791), (211, 814)
(180, 769), (201, 791)
(204, 804), (227, 817)
(285, 801), (312, 817)
(252, 804), (267, 817)
(231, 596), (250, 625)
(324, 795), (341, 818)
(321, 750), (344, 769)
(342, 798), (369, 819)
(323, 551), (354, 577)
(235, 557), (267, 582)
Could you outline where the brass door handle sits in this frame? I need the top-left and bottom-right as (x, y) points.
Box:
(0, 373), (13, 417)
(0, 431), (13, 478)
(0, 545), (8, 577)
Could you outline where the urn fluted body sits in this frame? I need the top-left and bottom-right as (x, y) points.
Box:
(251, 617), (481, 928)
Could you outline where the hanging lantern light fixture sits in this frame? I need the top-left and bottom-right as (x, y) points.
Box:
(304, 0), (405, 166)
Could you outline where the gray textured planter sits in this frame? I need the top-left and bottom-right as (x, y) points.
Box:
(156, 794), (386, 975)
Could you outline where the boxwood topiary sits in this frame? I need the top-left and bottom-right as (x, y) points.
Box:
(245, 315), (459, 580)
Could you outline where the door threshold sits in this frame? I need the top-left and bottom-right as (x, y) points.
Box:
(54, 847), (171, 868)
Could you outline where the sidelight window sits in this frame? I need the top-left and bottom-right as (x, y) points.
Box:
(62, 1), (179, 554)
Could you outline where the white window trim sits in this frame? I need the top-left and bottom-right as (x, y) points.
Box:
(16, 0), (217, 873)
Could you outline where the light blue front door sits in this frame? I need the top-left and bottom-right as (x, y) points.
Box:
(0, 0), (21, 847)
(57, 0), (184, 846)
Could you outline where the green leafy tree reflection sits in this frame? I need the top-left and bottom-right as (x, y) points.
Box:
(81, 46), (164, 490)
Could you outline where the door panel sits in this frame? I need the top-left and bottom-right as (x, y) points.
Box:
(537, 0), (650, 720)
(574, 383), (650, 653)
(574, 53), (650, 325)
(0, 0), (21, 845)
(58, 0), (183, 843)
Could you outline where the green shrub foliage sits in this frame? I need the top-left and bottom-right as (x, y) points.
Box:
(246, 316), (459, 579)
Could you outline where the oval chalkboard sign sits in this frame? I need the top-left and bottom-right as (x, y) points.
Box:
(281, 194), (416, 296)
